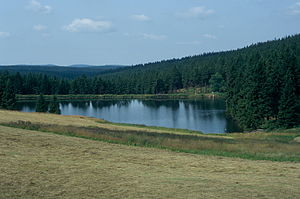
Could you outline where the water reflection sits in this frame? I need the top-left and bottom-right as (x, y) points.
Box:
(141, 100), (180, 110)
(17, 99), (242, 134)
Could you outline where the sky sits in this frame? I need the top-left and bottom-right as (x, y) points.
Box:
(0, 0), (300, 66)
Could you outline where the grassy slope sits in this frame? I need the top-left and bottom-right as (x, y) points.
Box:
(0, 110), (299, 162)
(0, 110), (224, 138)
(1, 125), (300, 199)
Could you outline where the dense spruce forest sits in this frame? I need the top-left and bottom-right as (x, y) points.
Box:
(0, 34), (299, 130)
(0, 65), (125, 78)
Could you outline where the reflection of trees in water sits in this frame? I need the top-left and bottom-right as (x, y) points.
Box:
(140, 100), (179, 110)
(183, 99), (225, 110)
(91, 100), (130, 109)
(18, 99), (242, 133)
(196, 110), (226, 121)
(225, 115), (243, 133)
(191, 110), (216, 123)
(91, 100), (118, 109)
(182, 100), (226, 123)
(16, 101), (36, 110)
(62, 101), (90, 109)
(60, 100), (131, 110)
(116, 100), (130, 108)
(60, 101), (68, 106)
(215, 110), (226, 120)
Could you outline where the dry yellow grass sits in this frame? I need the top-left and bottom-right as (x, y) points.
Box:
(1, 125), (300, 199)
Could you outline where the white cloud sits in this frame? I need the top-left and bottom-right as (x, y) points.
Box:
(131, 14), (151, 21)
(203, 34), (217, 39)
(63, 18), (113, 33)
(0, 32), (10, 38)
(178, 6), (215, 18)
(142, 33), (167, 40)
(124, 32), (167, 40)
(27, 0), (52, 14)
(288, 2), (300, 15)
(33, 24), (47, 31)
(176, 41), (202, 45)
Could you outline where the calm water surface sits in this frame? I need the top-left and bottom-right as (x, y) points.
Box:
(17, 99), (241, 134)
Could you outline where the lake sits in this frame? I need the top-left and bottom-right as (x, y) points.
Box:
(17, 99), (241, 134)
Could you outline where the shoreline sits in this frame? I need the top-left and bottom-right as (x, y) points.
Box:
(16, 93), (224, 101)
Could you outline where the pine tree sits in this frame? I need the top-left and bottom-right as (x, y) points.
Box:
(13, 72), (23, 94)
(263, 52), (281, 120)
(36, 94), (48, 112)
(0, 83), (3, 108)
(235, 57), (267, 129)
(277, 68), (298, 128)
(155, 79), (166, 94)
(1, 79), (17, 110)
(209, 72), (225, 92)
(49, 95), (61, 114)
(169, 67), (183, 91)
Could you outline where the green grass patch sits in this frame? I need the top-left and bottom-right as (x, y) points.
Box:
(96, 119), (204, 135)
(266, 134), (299, 143)
(2, 121), (299, 162)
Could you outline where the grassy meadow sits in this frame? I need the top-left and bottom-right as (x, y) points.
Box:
(0, 110), (300, 198)
(0, 110), (300, 162)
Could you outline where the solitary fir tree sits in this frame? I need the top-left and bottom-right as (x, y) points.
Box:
(49, 95), (61, 114)
(36, 94), (48, 112)
(1, 79), (17, 110)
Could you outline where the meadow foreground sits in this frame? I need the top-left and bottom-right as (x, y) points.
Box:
(0, 112), (300, 198)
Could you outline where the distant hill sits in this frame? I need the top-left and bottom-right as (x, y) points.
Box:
(0, 64), (127, 78)
(68, 64), (125, 69)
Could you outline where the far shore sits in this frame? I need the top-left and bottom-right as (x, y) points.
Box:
(17, 93), (224, 101)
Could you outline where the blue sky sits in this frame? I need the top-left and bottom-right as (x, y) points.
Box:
(0, 0), (300, 66)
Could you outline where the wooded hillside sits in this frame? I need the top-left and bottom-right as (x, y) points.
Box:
(0, 34), (299, 130)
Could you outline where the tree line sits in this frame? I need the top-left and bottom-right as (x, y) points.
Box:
(0, 65), (124, 79)
(0, 34), (299, 129)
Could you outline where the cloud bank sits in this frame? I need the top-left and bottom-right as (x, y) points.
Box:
(64, 18), (113, 33)
(203, 34), (217, 39)
(131, 14), (151, 21)
(27, 0), (52, 14)
(288, 2), (300, 15)
(142, 33), (167, 40)
(178, 6), (215, 19)
(33, 25), (47, 31)
(0, 32), (10, 38)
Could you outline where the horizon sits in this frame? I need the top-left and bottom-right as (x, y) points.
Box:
(1, 33), (298, 67)
(1, 0), (300, 66)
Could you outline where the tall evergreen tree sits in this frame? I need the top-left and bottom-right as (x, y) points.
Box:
(13, 72), (23, 94)
(209, 72), (225, 92)
(49, 95), (61, 114)
(155, 79), (166, 94)
(277, 68), (298, 128)
(36, 94), (48, 112)
(243, 59), (267, 129)
(0, 79), (4, 108)
(169, 67), (183, 91)
(1, 79), (17, 110)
